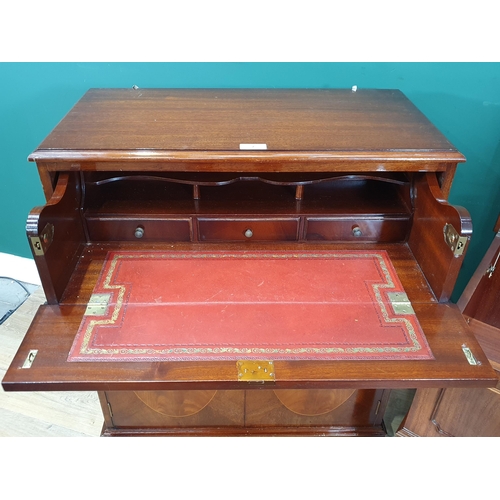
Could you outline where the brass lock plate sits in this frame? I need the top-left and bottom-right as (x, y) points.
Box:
(443, 223), (468, 257)
(237, 360), (275, 382)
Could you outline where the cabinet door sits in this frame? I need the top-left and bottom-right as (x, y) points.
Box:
(245, 389), (387, 435)
(101, 388), (388, 436)
(103, 390), (245, 432)
(398, 382), (500, 437)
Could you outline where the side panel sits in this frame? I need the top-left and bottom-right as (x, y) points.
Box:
(26, 172), (86, 304)
(397, 383), (500, 437)
(408, 173), (472, 302)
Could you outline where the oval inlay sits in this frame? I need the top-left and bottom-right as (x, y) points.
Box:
(134, 390), (217, 417)
(273, 389), (356, 416)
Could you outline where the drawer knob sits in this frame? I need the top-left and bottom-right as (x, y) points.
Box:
(352, 225), (363, 237)
(244, 228), (253, 238)
(134, 226), (145, 239)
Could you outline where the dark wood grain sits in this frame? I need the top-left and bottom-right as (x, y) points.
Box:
(100, 424), (387, 437)
(458, 214), (500, 358)
(25, 172), (86, 304)
(105, 390), (245, 428)
(408, 173), (472, 302)
(397, 382), (500, 437)
(86, 217), (193, 242)
(2, 242), (496, 393)
(463, 318), (500, 368)
(198, 218), (300, 241)
(305, 217), (409, 242)
(458, 216), (500, 328)
(3, 302), (495, 391)
(82, 175), (413, 239)
(244, 389), (385, 427)
(100, 381), (391, 439)
(30, 89), (465, 162)
(59, 241), (438, 306)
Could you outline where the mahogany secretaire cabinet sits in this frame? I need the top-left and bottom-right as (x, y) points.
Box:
(2, 89), (497, 436)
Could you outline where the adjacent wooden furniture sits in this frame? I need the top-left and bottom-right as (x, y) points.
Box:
(2, 89), (497, 436)
(397, 214), (500, 437)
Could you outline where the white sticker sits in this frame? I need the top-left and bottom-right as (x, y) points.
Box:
(239, 143), (267, 150)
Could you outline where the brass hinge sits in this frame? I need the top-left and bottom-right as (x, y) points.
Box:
(84, 293), (112, 316)
(237, 360), (275, 382)
(443, 223), (468, 258)
(387, 292), (415, 315)
(485, 248), (500, 278)
(30, 223), (54, 257)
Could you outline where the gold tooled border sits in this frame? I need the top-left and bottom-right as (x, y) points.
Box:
(76, 251), (428, 357)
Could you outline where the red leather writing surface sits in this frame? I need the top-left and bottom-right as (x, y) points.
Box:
(68, 250), (433, 362)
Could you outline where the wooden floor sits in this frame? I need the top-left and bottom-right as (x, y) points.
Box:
(0, 288), (103, 437)
(0, 287), (410, 437)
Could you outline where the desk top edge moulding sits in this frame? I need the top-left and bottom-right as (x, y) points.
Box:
(3, 88), (497, 437)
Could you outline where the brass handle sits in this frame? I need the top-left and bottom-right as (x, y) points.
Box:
(134, 226), (145, 239)
(244, 228), (253, 238)
(352, 225), (362, 237)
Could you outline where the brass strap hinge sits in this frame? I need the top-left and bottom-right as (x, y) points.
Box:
(443, 223), (468, 258)
(30, 223), (54, 257)
(485, 247), (500, 278)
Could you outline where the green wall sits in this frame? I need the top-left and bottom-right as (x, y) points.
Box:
(1, 63), (499, 300)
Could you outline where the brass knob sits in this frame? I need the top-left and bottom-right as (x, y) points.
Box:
(244, 228), (253, 238)
(352, 225), (362, 237)
(134, 226), (145, 239)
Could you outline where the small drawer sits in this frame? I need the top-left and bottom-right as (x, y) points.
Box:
(198, 218), (300, 241)
(86, 217), (192, 241)
(305, 217), (410, 242)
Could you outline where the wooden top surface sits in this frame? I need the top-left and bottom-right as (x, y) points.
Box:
(29, 89), (465, 163)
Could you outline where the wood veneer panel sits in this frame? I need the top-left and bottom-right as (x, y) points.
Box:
(244, 389), (385, 428)
(105, 390), (245, 428)
(82, 173), (412, 208)
(26, 172), (86, 304)
(44, 159), (456, 173)
(29, 89), (465, 165)
(464, 318), (500, 367)
(397, 383), (500, 437)
(408, 173), (472, 302)
(101, 424), (386, 437)
(458, 230), (500, 328)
